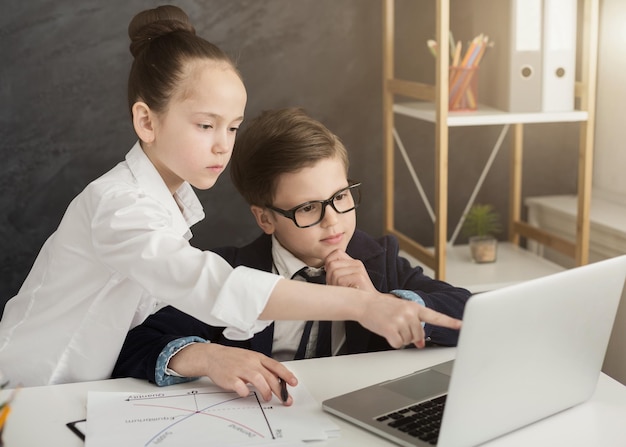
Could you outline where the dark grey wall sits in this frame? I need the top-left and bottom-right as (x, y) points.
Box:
(0, 1), (579, 313)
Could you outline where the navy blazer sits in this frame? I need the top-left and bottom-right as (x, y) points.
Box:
(113, 230), (470, 383)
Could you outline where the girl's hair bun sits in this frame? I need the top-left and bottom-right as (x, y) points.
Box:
(128, 5), (196, 58)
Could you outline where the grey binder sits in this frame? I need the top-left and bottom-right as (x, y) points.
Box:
(541, 0), (577, 112)
(471, 0), (544, 112)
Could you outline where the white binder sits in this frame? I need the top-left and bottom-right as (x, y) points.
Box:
(472, 0), (544, 112)
(541, 0), (577, 112)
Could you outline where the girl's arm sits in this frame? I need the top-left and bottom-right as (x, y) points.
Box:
(262, 279), (462, 349)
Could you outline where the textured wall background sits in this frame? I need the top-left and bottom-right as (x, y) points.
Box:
(0, 0), (579, 313)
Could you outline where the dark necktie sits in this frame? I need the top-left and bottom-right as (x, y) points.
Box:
(293, 267), (332, 359)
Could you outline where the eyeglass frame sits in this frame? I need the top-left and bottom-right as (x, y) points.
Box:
(265, 181), (362, 228)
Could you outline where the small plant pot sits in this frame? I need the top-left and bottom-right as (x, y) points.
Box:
(469, 236), (498, 263)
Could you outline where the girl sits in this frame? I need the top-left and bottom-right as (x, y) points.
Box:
(0, 5), (460, 395)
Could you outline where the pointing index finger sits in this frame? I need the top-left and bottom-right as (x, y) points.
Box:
(419, 306), (462, 330)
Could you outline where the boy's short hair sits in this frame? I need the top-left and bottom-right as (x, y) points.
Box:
(230, 107), (350, 207)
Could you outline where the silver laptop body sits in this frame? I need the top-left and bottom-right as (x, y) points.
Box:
(323, 255), (626, 447)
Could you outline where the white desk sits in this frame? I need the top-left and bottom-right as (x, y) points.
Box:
(3, 348), (626, 446)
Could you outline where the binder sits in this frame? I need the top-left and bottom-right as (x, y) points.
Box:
(472, 0), (544, 112)
(541, 0), (577, 112)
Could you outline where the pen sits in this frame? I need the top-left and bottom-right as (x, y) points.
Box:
(279, 378), (288, 403)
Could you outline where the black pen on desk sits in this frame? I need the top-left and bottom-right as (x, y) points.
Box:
(279, 377), (288, 403)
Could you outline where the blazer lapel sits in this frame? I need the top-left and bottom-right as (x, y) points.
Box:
(250, 323), (275, 357)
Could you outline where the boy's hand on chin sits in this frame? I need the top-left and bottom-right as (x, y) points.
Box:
(324, 249), (377, 292)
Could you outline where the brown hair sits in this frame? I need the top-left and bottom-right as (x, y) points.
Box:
(127, 5), (238, 116)
(230, 107), (350, 207)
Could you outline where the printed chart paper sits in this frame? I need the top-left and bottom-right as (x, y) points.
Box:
(85, 383), (339, 446)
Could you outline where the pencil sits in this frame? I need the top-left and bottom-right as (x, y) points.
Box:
(427, 39), (438, 58)
(452, 41), (462, 67)
(0, 405), (10, 429)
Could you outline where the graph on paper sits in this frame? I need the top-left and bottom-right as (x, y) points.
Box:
(86, 384), (339, 447)
(128, 389), (276, 445)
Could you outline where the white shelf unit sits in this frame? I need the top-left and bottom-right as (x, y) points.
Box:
(401, 242), (565, 293)
(382, 0), (600, 288)
(393, 102), (588, 127)
(526, 193), (626, 268)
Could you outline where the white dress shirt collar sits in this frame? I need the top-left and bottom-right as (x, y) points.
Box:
(125, 141), (205, 238)
(270, 235), (309, 278)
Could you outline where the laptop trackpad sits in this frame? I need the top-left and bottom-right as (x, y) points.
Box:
(382, 368), (450, 401)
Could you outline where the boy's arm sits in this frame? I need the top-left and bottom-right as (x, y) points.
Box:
(328, 231), (469, 346)
(112, 306), (224, 383)
(324, 235), (468, 347)
(112, 309), (297, 403)
(385, 236), (471, 346)
(167, 342), (297, 403)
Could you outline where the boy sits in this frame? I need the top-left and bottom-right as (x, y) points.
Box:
(113, 108), (470, 401)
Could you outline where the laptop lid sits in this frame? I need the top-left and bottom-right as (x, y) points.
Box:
(323, 255), (626, 447)
(438, 254), (626, 446)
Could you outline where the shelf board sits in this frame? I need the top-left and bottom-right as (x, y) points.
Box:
(393, 102), (589, 127)
(400, 242), (565, 293)
(525, 194), (626, 237)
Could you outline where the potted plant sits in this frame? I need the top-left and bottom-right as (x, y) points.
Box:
(461, 204), (502, 263)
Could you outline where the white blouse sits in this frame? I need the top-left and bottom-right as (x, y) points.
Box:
(0, 142), (278, 387)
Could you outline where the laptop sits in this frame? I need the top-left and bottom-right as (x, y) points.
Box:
(323, 255), (626, 447)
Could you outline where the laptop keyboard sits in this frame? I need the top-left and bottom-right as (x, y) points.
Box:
(375, 394), (447, 445)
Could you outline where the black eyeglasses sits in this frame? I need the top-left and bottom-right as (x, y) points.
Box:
(267, 182), (361, 228)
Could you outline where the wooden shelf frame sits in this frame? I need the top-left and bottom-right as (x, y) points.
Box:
(382, 0), (599, 280)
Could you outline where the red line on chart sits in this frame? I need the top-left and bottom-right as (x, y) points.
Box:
(134, 402), (266, 437)
(132, 392), (273, 446)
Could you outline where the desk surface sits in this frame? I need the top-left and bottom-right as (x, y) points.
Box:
(3, 348), (626, 446)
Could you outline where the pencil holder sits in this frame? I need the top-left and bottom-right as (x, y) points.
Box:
(449, 66), (478, 111)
